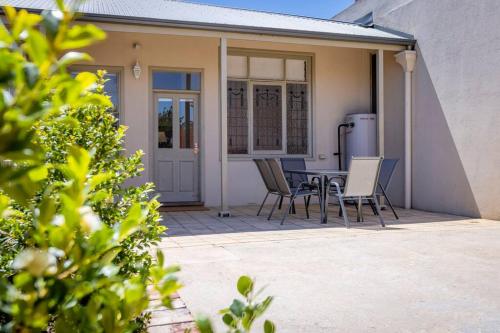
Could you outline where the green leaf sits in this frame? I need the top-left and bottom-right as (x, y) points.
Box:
(229, 299), (245, 318)
(57, 52), (92, 69)
(23, 63), (40, 88)
(195, 316), (215, 333)
(222, 313), (236, 328)
(264, 320), (276, 333)
(237, 275), (254, 297)
(24, 30), (49, 65)
(59, 24), (106, 50)
(41, 9), (63, 40)
(156, 249), (164, 267)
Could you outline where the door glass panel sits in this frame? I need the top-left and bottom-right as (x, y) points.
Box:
(179, 99), (194, 149)
(158, 98), (173, 148)
(253, 85), (282, 151)
(153, 71), (201, 91)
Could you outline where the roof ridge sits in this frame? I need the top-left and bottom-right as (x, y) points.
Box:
(172, 0), (373, 29)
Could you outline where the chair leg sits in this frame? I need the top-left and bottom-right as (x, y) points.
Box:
(291, 201), (296, 214)
(368, 199), (378, 215)
(278, 196), (283, 210)
(268, 196), (280, 221)
(304, 196), (310, 219)
(338, 197), (350, 228)
(372, 196), (386, 227)
(380, 187), (399, 220)
(281, 197), (294, 225)
(257, 192), (270, 216)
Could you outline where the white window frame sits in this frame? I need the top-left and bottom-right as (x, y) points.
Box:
(227, 49), (313, 158)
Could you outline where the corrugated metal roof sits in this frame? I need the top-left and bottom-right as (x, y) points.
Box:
(1, 0), (414, 45)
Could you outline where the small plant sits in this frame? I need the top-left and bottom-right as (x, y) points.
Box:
(196, 276), (276, 333)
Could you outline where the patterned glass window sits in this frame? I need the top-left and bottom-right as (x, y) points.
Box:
(253, 85), (282, 151)
(227, 81), (248, 154)
(286, 84), (308, 154)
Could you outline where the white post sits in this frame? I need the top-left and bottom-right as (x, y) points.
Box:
(377, 49), (384, 157)
(395, 50), (417, 209)
(218, 37), (230, 217)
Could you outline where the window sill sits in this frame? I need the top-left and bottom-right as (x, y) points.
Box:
(228, 154), (315, 162)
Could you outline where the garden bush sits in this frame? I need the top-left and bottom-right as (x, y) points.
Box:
(0, 2), (180, 331)
(0, 1), (274, 332)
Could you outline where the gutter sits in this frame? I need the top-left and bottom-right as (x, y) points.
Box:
(1, 7), (416, 46)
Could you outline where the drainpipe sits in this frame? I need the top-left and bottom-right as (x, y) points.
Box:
(395, 50), (417, 209)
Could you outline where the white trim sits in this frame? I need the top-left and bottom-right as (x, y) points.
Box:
(219, 37), (230, 215)
(376, 49), (384, 157)
(94, 22), (407, 51)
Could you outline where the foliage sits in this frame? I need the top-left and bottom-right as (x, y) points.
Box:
(0, 2), (181, 332)
(196, 276), (276, 333)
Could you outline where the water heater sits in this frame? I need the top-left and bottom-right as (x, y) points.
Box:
(344, 113), (377, 169)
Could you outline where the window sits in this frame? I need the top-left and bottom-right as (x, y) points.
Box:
(227, 52), (311, 156)
(71, 68), (121, 123)
(153, 71), (201, 91)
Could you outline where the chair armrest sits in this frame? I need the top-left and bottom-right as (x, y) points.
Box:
(330, 181), (343, 196)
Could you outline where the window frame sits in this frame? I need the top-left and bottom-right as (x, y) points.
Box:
(69, 65), (124, 124)
(227, 49), (313, 159)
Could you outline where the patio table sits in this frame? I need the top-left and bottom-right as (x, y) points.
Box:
(288, 169), (348, 224)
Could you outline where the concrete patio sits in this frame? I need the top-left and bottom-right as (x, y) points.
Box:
(155, 204), (500, 332)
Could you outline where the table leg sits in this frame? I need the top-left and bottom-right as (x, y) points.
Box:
(318, 175), (325, 224)
(323, 175), (330, 224)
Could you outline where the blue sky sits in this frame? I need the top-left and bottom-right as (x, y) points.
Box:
(186, 0), (354, 19)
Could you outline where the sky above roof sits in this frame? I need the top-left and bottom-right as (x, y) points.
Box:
(185, 0), (354, 19)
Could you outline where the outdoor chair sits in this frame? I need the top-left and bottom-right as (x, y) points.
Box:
(266, 159), (319, 225)
(253, 159), (282, 216)
(279, 158), (318, 213)
(330, 157), (385, 228)
(368, 158), (399, 219)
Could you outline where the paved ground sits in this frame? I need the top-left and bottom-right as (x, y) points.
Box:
(156, 204), (500, 332)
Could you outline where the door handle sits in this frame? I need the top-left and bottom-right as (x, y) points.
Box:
(193, 142), (199, 155)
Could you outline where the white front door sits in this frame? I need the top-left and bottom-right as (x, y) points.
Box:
(154, 93), (200, 203)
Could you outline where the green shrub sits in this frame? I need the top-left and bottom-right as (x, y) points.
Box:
(0, 3), (180, 332)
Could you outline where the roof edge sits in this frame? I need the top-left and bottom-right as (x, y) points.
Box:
(1, 6), (416, 46)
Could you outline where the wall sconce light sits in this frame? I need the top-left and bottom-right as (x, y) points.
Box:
(133, 59), (141, 79)
(132, 42), (141, 79)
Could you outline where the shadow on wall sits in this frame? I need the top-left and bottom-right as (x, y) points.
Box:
(412, 45), (480, 218)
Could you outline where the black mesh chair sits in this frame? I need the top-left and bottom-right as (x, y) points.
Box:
(369, 158), (399, 219)
(279, 158), (318, 213)
(266, 159), (319, 224)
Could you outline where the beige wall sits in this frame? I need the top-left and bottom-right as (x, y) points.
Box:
(83, 30), (402, 207)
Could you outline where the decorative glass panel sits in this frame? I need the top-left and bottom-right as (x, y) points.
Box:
(179, 99), (194, 149)
(228, 81), (248, 154)
(286, 59), (306, 81)
(253, 85), (282, 151)
(249, 57), (284, 80)
(228, 55), (247, 78)
(287, 84), (308, 154)
(153, 71), (201, 91)
(158, 98), (173, 148)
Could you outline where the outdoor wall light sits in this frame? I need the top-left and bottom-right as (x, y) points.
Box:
(133, 59), (141, 79)
(132, 42), (141, 79)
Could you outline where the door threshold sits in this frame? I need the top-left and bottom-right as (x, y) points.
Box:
(161, 201), (204, 207)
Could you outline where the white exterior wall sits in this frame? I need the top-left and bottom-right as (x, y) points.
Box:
(336, 0), (500, 219)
